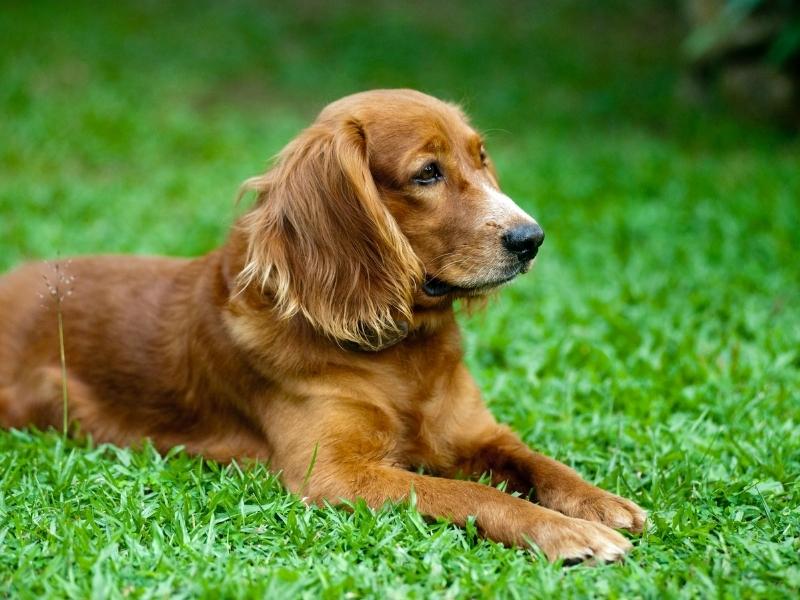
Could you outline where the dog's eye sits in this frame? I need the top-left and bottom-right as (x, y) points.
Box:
(413, 162), (443, 185)
(479, 146), (488, 166)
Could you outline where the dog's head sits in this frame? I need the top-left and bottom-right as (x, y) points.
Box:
(239, 89), (542, 350)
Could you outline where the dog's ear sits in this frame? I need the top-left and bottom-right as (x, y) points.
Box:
(238, 119), (422, 350)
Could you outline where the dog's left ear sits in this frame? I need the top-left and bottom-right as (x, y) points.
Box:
(237, 118), (422, 351)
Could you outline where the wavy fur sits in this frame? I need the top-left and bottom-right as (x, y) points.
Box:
(237, 119), (423, 350)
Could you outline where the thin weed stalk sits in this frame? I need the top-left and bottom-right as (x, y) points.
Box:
(57, 308), (67, 436)
(40, 259), (74, 439)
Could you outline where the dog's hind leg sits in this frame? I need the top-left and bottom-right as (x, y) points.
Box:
(0, 385), (16, 428)
(0, 367), (93, 433)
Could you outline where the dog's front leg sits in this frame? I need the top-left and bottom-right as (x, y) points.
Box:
(267, 399), (632, 563)
(305, 456), (633, 563)
(450, 425), (647, 534)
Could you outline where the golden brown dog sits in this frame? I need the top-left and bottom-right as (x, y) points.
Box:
(0, 89), (645, 562)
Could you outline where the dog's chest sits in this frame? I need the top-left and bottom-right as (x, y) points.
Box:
(380, 357), (482, 471)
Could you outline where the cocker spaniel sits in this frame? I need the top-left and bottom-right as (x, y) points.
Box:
(0, 89), (645, 563)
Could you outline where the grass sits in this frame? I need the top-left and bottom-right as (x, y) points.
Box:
(1, 1), (799, 597)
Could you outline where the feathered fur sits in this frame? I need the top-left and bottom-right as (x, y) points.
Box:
(237, 118), (423, 350)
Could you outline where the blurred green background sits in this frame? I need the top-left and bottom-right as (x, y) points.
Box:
(1, 1), (799, 598)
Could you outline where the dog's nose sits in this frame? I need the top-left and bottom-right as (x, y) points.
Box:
(502, 223), (544, 261)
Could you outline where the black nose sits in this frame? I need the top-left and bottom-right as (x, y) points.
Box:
(502, 223), (544, 261)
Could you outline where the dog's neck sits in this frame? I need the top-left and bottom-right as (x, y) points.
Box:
(338, 302), (457, 352)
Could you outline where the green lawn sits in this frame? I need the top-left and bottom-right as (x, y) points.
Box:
(1, 1), (799, 598)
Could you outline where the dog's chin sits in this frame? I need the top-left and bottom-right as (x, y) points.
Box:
(422, 262), (531, 298)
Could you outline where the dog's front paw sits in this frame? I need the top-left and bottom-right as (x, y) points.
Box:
(529, 513), (633, 564)
(546, 486), (647, 534)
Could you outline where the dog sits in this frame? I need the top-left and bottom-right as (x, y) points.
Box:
(0, 89), (645, 563)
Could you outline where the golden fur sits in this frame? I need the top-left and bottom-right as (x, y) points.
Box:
(0, 89), (645, 563)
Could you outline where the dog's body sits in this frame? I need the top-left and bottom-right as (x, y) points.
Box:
(0, 90), (645, 562)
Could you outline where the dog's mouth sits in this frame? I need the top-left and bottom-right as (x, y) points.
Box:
(421, 277), (460, 297)
(422, 263), (529, 298)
